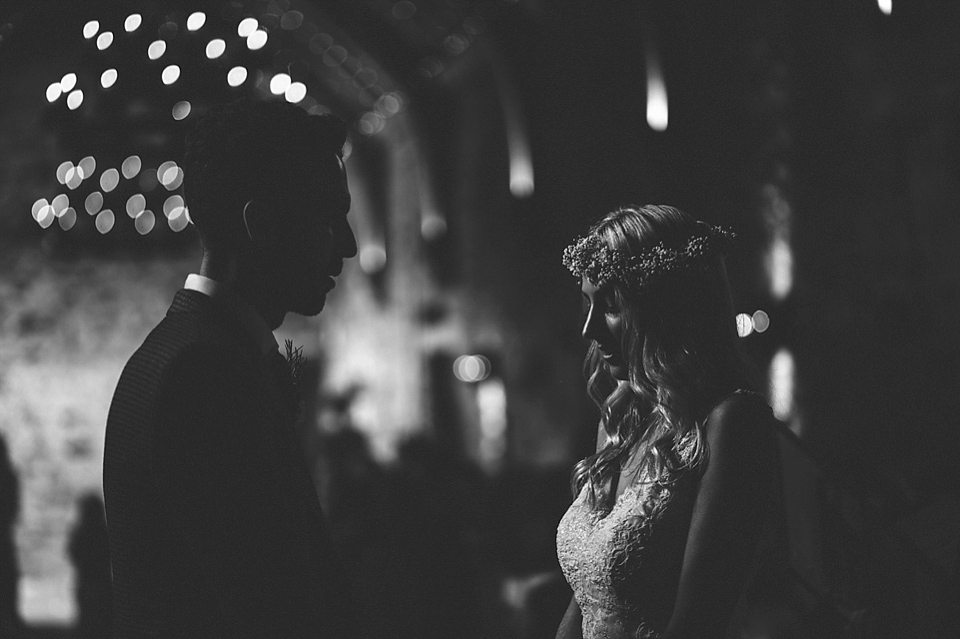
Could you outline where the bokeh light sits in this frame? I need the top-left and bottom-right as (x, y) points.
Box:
(96, 31), (114, 51)
(100, 168), (120, 192)
(309, 33), (333, 55)
(31, 198), (48, 221)
(281, 11), (304, 30)
(65, 167), (82, 190)
(60, 73), (77, 92)
(269, 72), (291, 95)
(172, 101), (191, 120)
(285, 82), (307, 103)
(187, 12), (206, 31)
(121, 155), (142, 179)
(247, 29), (268, 50)
(323, 45), (347, 67)
(358, 112), (385, 135)
(736, 313), (754, 338)
(378, 92), (402, 116)
(769, 348), (796, 422)
(82, 20), (99, 40)
(443, 34), (469, 56)
(453, 355), (491, 383)
(126, 194), (146, 218)
(162, 65), (181, 85)
(37, 204), (55, 229)
(101, 68), (118, 89)
(135, 210), (156, 235)
(51, 194), (69, 216)
(766, 236), (793, 301)
(168, 206), (189, 232)
(66, 90), (84, 110)
(421, 216), (447, 241)
(148, 40), (166, 60)
(163, 195), (184, 218)
(227, 66), (248, 87)
(752, 310), (771, 333)
(163, 168), (183, 191)
(646, 71), (669, 132)
(359, 244), (387, 273)
(56, 162), (72, 184)
(878, 0), (892, 15)
(59, 207), (77, 231)
(392, 1), (417, 20)
(77, 156), (96, 179)
(46, 82), (62, 102)
(205, 38), (226, 59)
(124, 14), (142, 33)
(85, 191), (103, 215)
(238, 18), (258, 37)
(157, 162), (183, 190)
(95, 209), (115, 234)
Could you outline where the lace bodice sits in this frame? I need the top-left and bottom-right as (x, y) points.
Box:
(556, 452), (698, 639)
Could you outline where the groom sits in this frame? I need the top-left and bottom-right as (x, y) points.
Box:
(103, 99), (357, 638)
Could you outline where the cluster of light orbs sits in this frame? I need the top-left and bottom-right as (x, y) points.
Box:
(453, 355), (492, 383)
(35, 153), (189, 234)
(265, 72), (307, 103)
(46, 72), (83, 109)
(238, 17), (269, 50)
(31, 196), (77, 231)
(735, 310), (771, 338)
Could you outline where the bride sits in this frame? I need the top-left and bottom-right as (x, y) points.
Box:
(556, 205), (788, 639)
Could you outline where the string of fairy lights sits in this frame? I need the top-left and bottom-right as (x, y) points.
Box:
(32, 2), (409, 239)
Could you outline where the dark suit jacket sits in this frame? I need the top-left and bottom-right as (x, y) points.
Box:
(103, 289), (353, 638)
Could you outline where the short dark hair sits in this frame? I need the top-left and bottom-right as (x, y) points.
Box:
(182, 98), (347, 249)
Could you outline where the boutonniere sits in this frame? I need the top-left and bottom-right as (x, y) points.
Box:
(284, 339), (305, 391)
(283, 339), (307, 425)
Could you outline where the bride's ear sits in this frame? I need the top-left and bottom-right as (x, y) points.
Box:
(242, 199), (277, 248)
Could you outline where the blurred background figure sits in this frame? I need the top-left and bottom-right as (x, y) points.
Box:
(1, 435), (26, 637)
(67, 495), (111, 639)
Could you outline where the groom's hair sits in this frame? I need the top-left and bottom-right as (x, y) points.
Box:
(182, 98), (347, 250)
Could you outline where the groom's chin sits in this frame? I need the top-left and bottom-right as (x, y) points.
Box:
(289, 293), (328, 317)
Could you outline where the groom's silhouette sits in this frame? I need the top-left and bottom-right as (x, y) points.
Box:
(103, 99), (357, 638)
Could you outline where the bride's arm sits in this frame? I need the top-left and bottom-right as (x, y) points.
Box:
(662, 394), (779, 639)
(555, 595), (583, 639)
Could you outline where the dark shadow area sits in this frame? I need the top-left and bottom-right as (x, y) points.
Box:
(1, 434), (26, 638)
(67, 494), (112, 639)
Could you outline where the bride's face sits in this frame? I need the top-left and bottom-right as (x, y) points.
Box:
(580, 277), (628, 380)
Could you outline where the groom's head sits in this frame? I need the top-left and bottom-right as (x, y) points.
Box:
(183, 98), (356, 316)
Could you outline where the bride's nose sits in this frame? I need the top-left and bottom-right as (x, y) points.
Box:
(581, 304), (601, 342)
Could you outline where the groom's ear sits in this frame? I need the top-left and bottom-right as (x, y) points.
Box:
(242, 199), (279, 248)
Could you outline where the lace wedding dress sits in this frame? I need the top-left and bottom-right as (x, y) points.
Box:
(556, 392), (786, 639)
(556, 443), (698, 639)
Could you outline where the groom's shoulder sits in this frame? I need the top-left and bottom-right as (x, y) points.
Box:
(119, 290), (255, 389)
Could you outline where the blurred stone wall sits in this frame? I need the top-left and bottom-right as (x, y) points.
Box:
(0, 247), (196, 622)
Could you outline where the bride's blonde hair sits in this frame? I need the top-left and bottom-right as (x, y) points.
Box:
(569, 205), (754, 510)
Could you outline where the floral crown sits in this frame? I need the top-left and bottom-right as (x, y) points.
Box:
(562, 224), (736, 289)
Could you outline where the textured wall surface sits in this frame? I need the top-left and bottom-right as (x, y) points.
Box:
(0, 247), (196, 622)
